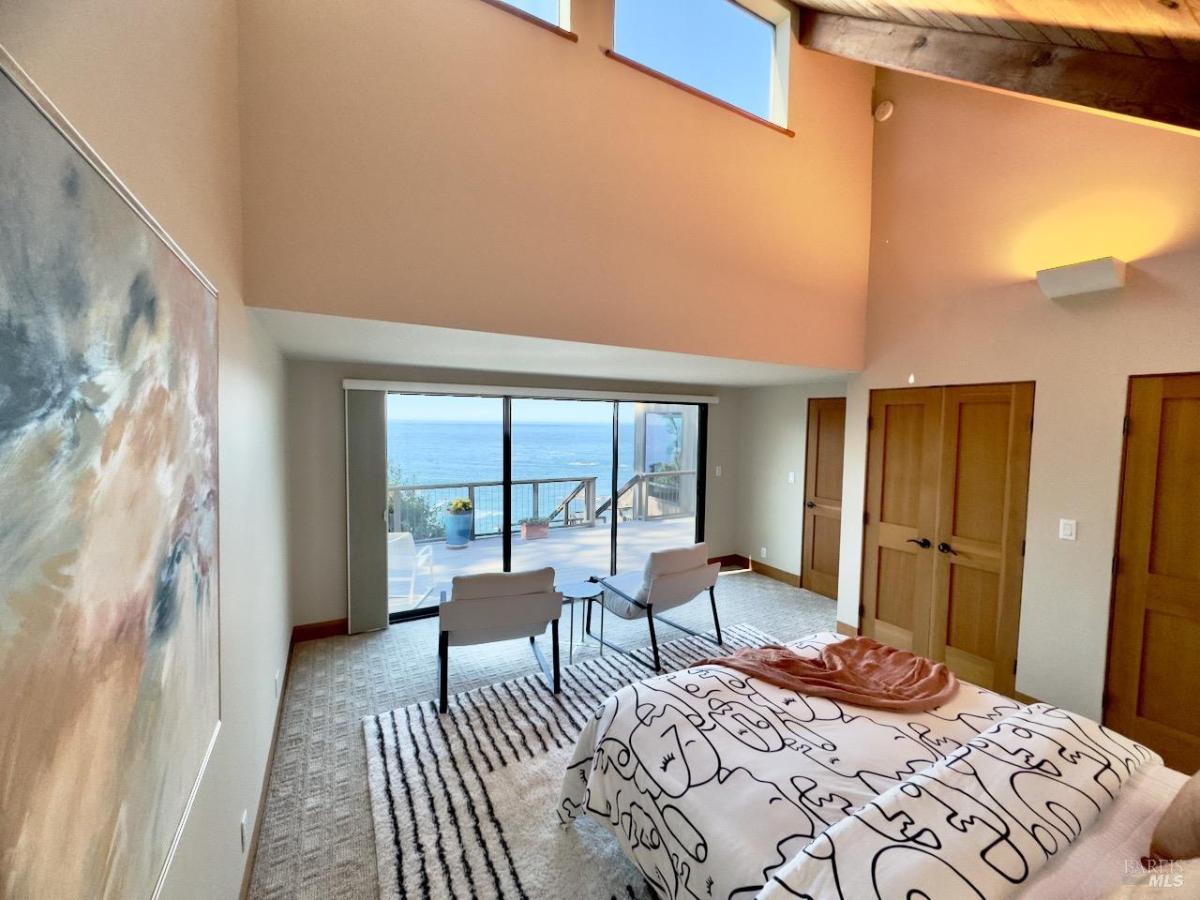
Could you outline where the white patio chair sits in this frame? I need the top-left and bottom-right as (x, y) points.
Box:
(585, 542), (721, 672)
(437, 567), (563, 713)
(389, 532), (433, 605)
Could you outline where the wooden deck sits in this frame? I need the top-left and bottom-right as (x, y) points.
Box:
(388, 517), (696, 613)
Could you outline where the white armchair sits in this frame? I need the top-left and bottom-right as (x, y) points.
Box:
(437, 567), (562, 713)
(388, 532), (433, 606)
(586, 543), (721, 672)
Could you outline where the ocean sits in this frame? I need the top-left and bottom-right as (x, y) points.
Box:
(387, 420), (637, 489)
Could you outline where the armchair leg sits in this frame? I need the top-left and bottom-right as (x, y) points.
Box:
(646, 605), (661, 672)
(438, 630), (449, 714)
(709, 585), (723, 645)
(551, 618), (561, 694)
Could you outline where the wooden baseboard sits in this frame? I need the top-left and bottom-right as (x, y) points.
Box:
(748, 558), (801, 587)
(709, 553), (750, 570)
(1012, 690), (1041, 705)
(290, 617), (348, 645)
(836, 620), (858, 637)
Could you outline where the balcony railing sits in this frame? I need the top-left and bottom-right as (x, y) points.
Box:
(387, 470), (696, 541)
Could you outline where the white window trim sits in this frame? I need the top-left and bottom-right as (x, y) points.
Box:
(342, 379), (719, 405)
(558, 0), (571, 31)
(735, 0), (792, 128)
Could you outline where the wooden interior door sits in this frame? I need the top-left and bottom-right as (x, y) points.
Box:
(928, 383), (1034, 695)
(802, 397), (846, 599)
(1105, 374), (1200, 771)
(861, 389), (943, 654)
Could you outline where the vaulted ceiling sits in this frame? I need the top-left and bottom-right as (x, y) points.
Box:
(794, 0), (1200, 131)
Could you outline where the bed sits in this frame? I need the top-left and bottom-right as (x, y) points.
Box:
(558, 633), (1184, 899)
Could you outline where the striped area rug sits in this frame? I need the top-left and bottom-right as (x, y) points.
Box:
(363, 623), (776, 900)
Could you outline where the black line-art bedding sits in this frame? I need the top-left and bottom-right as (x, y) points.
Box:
(558, 633), (1158, 900)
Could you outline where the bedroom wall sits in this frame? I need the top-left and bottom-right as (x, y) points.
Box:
(0, 3), (291, 897)
(838, 70), (1200, 719)
(285, 358), (744, 627)
(737, 383), (848, 579)
(236, 0), (875, 370)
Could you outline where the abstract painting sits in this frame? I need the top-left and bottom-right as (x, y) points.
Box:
(0, 54), (220, 899)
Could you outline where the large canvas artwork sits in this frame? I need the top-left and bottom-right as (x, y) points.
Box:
(0, 54), (220, 898)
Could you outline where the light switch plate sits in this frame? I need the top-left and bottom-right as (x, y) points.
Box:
(1059, 519), (1077, 541)
(787, 471), (795, 484)
(714, 465), (722, 477)
(240, 810), (249, 854)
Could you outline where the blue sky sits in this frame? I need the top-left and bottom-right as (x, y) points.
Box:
(504, 0), (774, 120)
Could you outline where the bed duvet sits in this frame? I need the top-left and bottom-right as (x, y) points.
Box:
(558, 633), (1158, 900)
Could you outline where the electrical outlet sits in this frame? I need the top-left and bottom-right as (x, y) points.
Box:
(760, 547), (767, 559)
(274, 669), (281, 699)
(714, 465), (722, 477)
(240, 810), (249, 854)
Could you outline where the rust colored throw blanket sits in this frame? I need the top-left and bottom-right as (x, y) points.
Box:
(697, 637), (958, 712)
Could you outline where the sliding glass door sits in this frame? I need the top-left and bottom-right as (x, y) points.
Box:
(386, 393), (503, 617)
(376, 390), (706, 623)
(510, 399), (615, 584)
(614, 402), (701, 572)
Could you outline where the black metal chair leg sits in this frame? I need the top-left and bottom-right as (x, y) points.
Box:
(551, 619), (561, 694)
(709, 586), (723, 645)
(438, 630), (449, 714)
(646, 605), (661, 672)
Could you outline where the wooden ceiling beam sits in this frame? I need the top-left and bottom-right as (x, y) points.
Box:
(800, 12), (1200, 132)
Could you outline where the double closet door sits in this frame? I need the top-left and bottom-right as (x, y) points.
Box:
(861, 383), (1034, 695)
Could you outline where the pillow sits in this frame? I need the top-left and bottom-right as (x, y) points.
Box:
(1149, 769), (1200, 861)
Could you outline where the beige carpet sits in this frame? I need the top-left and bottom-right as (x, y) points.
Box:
(247, 571), (836, 899)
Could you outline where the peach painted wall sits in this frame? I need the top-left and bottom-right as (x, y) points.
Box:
(837, 70), (1200, 719)
(0, 3), (291, 896)
(238, 0), (874, 370)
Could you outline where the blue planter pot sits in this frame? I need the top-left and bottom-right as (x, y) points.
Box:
(444, 511), (472, 548)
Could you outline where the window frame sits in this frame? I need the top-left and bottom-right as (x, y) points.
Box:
(612, 0), (792, 130)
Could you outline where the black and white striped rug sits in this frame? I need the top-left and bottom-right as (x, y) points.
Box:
(363, 623), (776, 900)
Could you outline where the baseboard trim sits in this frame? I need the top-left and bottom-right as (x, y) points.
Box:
(709, 553), (750, 569)
(1012, 690), (1041, 705)
(835, 620), (858, 637)
(291, 617), (348, 645)
(748, 558), (801, 587)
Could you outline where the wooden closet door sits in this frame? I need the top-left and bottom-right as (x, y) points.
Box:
(861, 389), (942, 655)
(928, 384), (1033, 695)
(1106, 374), (1200, 771)
(802, 397), (846, 599)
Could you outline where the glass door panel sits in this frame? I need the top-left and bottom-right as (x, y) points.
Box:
(510, 399), (615, 585)
(386, 393), (503, 618)
(615, 402), (700, 572)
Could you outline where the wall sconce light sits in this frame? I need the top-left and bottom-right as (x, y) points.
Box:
(1036, 256), (1126, 299)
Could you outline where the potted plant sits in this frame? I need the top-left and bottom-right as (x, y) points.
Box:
(444, 497), (473, 549)
(519, 516), (550, 541)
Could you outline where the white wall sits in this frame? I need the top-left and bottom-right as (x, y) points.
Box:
(237, 0), (875, 370)
(738, 384), (848, 577)
(286, 359), (743, 626)
(0, 3), (292, 896)
(837, 70), (1200, 719)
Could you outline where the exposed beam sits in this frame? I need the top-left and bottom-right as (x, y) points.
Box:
(800, 12), (1200, 132)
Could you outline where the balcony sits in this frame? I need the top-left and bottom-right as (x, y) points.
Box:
(387, 471), (697, 613)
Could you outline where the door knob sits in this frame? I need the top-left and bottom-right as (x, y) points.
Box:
(906, 538), (932, 549)
(805, 501), (816, 509)
(937, 542), (959, 556)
